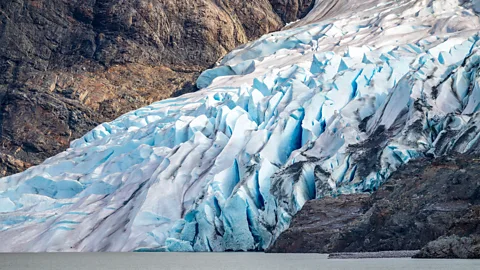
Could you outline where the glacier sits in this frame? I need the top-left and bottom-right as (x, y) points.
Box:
(1, 0), (480, 252)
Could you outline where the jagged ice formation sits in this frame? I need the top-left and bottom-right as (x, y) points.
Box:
(0, 0), (480, 251)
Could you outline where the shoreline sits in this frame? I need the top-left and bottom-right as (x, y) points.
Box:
(328, 250), (420, 259)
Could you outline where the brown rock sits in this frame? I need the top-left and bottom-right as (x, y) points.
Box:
(0, 153), (32, 177)
(0, 0), (311, 177)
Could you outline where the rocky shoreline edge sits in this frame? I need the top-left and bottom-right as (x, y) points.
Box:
(328, 250), (420, 259)
(269, 155), (480, 259)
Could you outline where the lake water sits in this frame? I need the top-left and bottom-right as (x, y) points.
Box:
(1, 253), (479, 270)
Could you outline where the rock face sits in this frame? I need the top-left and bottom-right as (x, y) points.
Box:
(415, 235), (480, 259)
(0, 0), (312, 177)
(267, 194), (372, 253)
(269, 155), (480, 256)
(415, 205), (480, 258)
(269, 0), (315, 23)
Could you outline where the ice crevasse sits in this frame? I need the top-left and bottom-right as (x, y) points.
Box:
(1, 0), (480, 252)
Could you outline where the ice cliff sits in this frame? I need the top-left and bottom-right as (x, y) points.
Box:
(1, 0), (480, 251)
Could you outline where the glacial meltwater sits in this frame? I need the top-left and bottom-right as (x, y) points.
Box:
(0, 253), (479, 270)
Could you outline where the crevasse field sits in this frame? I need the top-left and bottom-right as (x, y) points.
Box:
(0, 0), (480, 252)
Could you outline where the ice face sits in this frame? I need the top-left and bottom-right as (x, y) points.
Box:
(0, 0), (480, 252)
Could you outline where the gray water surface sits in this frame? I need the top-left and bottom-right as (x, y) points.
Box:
(1, 253), (479, 270)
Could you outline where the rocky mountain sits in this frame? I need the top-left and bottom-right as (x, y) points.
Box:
(0, 0), (312, 177)
(0, 0), (479, 254)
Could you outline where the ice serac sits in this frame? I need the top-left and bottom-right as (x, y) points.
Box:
(1, 0), (480, 252)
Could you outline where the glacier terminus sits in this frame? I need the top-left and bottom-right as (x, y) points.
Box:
(0, 0), (480, 252)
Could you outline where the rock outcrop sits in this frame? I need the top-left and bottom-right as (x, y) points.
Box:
(268, 0), (315, 23)
(267, 194), (372, 253)
(0, 0), (313, 177)
(269, 155), (480, 258)
(414, 205), (480, 258)
(415, 235), (480, 259)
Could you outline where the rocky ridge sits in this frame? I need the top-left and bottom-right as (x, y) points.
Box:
(269, 155), (480, 258)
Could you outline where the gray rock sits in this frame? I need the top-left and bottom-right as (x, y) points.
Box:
(267, 194), (372, 253)
(269, 0), (315, 23)
(414, 235), (480, 259)
(269, 155), (480, 254)
(329, 250), (420, 259)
